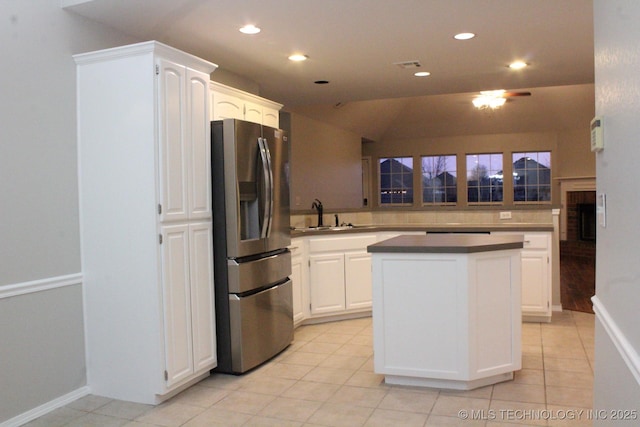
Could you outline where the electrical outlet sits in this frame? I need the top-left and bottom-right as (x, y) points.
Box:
(500, 211), (512, 220)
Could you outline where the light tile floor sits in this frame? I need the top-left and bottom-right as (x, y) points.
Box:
(25, 310), (595, 427)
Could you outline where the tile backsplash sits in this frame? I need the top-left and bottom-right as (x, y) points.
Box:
(290, 209), (554, 229)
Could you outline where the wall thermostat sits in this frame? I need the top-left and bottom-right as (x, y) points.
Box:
(591, 116), (604, 152)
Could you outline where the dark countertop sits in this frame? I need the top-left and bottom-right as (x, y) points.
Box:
(367, 234), (525, 254)
(290, 224), (553, 237)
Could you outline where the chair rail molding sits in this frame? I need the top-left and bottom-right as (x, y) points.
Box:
(0, 273), (82, 299)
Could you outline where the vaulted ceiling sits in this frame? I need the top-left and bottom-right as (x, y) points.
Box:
(63, 0), (595, 140)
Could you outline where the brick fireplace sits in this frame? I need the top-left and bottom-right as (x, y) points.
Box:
(562, 191), (597, 258)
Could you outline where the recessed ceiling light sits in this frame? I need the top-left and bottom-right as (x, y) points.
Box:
(414, 71), (431, 77)
(288, 54), (308, 62)
(454, 32), (475, 40)
(239, 24), (261, 35)
(509, 61), (528, 70)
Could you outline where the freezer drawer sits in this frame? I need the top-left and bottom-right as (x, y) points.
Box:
(228, 279), (293, 373)
(227, 250), (291, 294)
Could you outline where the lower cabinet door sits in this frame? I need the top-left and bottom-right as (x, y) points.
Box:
(189, 222), (216, 372)
(160, 224), (194, 387)
(291, 254), (306, 324)
(161, 222), (216, 389)
(309, 253), (346, 315)
(521, 250), (549, 315)
(345, 251), (373, 310)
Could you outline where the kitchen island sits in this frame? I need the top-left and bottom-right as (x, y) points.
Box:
(367, 234), (523, 390)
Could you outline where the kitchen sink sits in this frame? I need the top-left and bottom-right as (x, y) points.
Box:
(292, 225), (374, 232)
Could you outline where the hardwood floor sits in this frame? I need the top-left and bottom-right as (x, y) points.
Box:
(560, 253), (595, 313)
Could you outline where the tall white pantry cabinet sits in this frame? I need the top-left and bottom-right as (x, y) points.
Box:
(75, 41), (218, 404)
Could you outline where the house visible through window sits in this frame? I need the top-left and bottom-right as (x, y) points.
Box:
(513, 151), (551, 202)
(379, 157), (413, 205)
(467, 153), (503, 203)
(422, 155), (457, 204)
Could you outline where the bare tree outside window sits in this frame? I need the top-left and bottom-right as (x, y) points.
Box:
(422, 155), (457, 204)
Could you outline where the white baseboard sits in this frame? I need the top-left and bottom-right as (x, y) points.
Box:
(592, 296), (640, 386)
(0, 386), (90, 427)
(552, 304), (563, 312)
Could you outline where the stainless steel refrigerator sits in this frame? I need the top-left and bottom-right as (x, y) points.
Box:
(211, 118), (293, 374)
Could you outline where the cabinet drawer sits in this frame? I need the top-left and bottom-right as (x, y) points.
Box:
(309, 234), (378, 252)
(523, 234), (549, 249)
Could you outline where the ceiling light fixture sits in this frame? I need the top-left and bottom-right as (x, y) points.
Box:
(472, 90), (507, 109)
(239, 24), (261, 35)
(509, 60), (528, 70)
(288, 54), (308, 62)
(414, 71), (431, 77)
(454, 32), (475, 40)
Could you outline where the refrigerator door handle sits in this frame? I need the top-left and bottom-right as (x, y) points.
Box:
(263, 137), (274, 236)
(257, 137), (273, 238)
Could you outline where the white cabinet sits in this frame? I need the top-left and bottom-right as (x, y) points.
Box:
(209, 81), (282, 128)
(158, 59), (212, 222)
(371, 245), (522, 390)
(75, 41), (218, 404)
(290, 238), (308, 326)
(493, 231), (552, 322)
(161, 222), (216, 387)
(294, 229), (553, 325)
(307, 234), (378, 318)
(345, 252), (374, 310)
(521, 233), (552, 322)
(309, 253), (346, 314)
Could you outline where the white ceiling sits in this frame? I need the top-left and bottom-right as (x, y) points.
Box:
(63, 0), (595, 140)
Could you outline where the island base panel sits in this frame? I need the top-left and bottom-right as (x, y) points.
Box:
(383, 372), (514, 390)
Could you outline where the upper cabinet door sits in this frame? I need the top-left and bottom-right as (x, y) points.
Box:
(187, 68), (212, 220)
(262, 107), (280, 129)
(158, 58), (188, 222)
(243, 100), (263, 125)
(211, 91), (243, 121)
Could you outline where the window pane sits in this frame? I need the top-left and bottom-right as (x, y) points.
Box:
(466, 153), (503, 203)
(379, 157), (413, 205)
(512, 151), (551, 202)
(421, 155), (457, 204)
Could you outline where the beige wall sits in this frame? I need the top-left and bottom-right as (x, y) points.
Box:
(555, 128), (596, 178)
(289, 112), (363, 212)
(0, 1), (137, 423)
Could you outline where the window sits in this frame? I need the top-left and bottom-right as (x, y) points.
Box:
(379, 157), (413, 205)
(421, 155), (457, 204)
(466, 153), (503, 203)
(513, 151), (551, 202)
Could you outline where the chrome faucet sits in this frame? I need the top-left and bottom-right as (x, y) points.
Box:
(311, 199), (323, 227)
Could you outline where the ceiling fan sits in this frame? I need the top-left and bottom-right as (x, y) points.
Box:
(472, 89), (531, 109)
